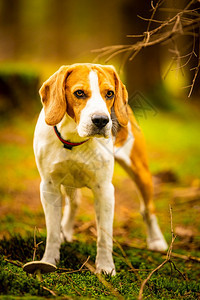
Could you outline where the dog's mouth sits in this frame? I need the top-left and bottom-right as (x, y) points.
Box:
(88, 128), (110, 138)
(77, 120), (112, 139)
(78, 126), (110, 139)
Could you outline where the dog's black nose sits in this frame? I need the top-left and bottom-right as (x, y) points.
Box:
(91, 114), (109, 129)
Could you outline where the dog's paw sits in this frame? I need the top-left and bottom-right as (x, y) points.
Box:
(147, 238), (168, 251)
(95, 266), (116, 276)
(41, 256), (59, 266)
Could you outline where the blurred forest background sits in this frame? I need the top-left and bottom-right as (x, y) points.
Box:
(0, 0), (200, 253)
(1, 0), (200, 110)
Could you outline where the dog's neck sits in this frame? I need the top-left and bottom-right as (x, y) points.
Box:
(56, 114), (87, 144)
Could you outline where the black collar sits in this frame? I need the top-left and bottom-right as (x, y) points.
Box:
(53, 126), (89, 150)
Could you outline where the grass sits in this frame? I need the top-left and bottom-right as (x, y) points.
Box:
(0, 235), (200, 299)
(0, 98), (200, 299)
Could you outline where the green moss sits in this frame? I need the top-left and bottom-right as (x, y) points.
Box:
(0, 236), (200, 299)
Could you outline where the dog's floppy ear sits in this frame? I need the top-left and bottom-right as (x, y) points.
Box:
(39, 66), (70, 126)
(103, 65), (128, 127)
(113, 68), (129, 127)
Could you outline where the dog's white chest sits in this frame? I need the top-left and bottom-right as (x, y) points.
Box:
(46, 138), (114, 189)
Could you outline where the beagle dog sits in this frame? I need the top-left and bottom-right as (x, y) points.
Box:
(34, 63), (167, 275)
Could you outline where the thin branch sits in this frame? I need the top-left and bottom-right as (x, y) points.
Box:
(188, 59), (200, 97)
(4, 258), (23, 268)
(85, 261), (124, 300)
(93, 0), (200, 96)
(57, 256), (90, 274)
(169, 260), (187, 281)
(137, 15), (164, 24)
(188, 28), (200, 97)
(127, 34), (145, 38)
(33, 226), (43, 261)
(138, 205), (187, 300)
(112, 239), (142, 282)
(42, 286), (57, 297)
(105, 48), (133, 63)
(94, 18), (200, 61)
(138, 259), (168, 300)
(159, 7), (200, 14)
(66, 276), (84, 296)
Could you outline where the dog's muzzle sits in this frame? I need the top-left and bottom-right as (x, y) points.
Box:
(91, 114), (109, 130)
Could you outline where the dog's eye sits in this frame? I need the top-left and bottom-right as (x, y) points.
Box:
(106, 90), (114, 100)
(74, 90), (86, 99)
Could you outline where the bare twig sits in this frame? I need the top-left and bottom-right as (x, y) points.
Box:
(57, 256), (90, 274)
(95, 17), (200, 56)
(4, 258), (23, 268)
(169, 205), (174, 241)
(33, 226), (43, 261)
(85, 261), (124, 300)
(125, 244), (200, 263)
(188, 31), (200, 97)
(112, 237), (142, 282)
(66, 276), (84, 296)
(42, 286), (57, 297)
(138, 259), (168, 300)
(138, 205), (187, 300)
(93, 0), (200, 97)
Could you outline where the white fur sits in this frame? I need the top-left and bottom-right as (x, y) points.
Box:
(114, 121), (134, 161)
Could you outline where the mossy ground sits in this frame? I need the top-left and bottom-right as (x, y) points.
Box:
(0, 235), (200, 299)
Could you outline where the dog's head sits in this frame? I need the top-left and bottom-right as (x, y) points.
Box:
(39, 63), (128, 138)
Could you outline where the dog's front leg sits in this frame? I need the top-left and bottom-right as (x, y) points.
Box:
(40, 180), (62, 265)
(93, 182), (116, 275)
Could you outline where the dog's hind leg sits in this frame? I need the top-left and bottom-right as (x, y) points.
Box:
(114, 117), (168, 251)
(61, 187), (81, 242)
